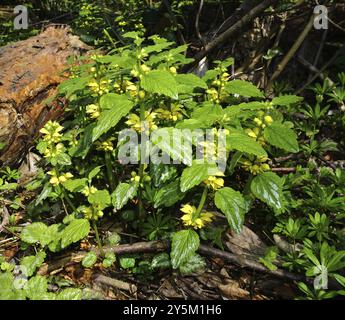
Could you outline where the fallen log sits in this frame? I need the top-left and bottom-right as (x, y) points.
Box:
(0, 25), (90, 167)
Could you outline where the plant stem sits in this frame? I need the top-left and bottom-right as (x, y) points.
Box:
(195, 186), (208, 217)
(105, 152), (115, 191)
(93, 219), (104, 257)
(61, 188), (77, 214)
(138, 102), (146, 222)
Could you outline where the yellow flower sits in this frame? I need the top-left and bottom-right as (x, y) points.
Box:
(254, 117), (263, 126)
(126, 111), (157, 132)
(245, 127), (260, 139)
(169, 66), (177, 74)
(264, 115), (273, 125)
(40, 121), (63, 143)
(48, 171), (73, 186)
(96, 140), (114, 152)
(204, 174), (224, 190)
(130, 171), (141, 183)
(81, 186), (98, 197)
(140, 64), (151, 73)
(180, 204), (214, 229)
(88, 79), (111, 95)
(155, 104), (183, 122)
(86, 104), (100, 119)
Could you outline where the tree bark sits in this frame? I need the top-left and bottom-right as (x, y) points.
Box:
(0, 26), (90, 167)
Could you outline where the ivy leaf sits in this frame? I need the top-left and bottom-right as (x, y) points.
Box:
(214, 187), (246, 233)
(271, 95), (302, 106)
(92, 94), (134, 142)
(20, 252), (46, 277)
(180, 163), (216, 192)
(171, 229), (200, 269)
(111, 183), (138, 210)
(82, 251), (98, 268)
(227, 132), (267, 157)
(141, 70), (178, 99)
(154, 179), (185, 208)
(264, 122), (299, 153)
(251, 172), (284, 211)
(61, 219), (90, 249)
(225, 80), (264, 98)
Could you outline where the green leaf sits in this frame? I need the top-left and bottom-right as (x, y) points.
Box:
(88, 189), (111, 210)
(92, 94), (134, 141)
(214, 187), (246, 233)
(179, 253), (205, 275)
(62, 178), (87, 192)
(102, 252), (116, 268)
(154, 179), (185, 208)
(151, 128), (193, 165)
(21, 222), (48, 245)
(61, 219), (90, 249)
(141, 70), (178, 99)
(56, 288), (83, 300)
(120, 257), (136, 269)
(151, 253), (171, 269)
(111, 183), (138, 210)
(227, 132), (267, 157)
(20, 252), (46, 277)
(180, 162), (216, 192)
(88, 166), (102, 181)
(175, 73), (208, 92)
(171, 229), (200, 269)
(82, 251), (98, 268)
(225, 80), (264, 98)
(25, 275), (49, 300)
(224, 101), (268, 118)
(271, 95), (302, 106)
(250, 172), (284, 211)
(264, 122), (299, 153)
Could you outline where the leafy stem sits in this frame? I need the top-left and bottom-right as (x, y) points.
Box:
(195, 186), (208, 218)
(92, 219), (104, 257)
(105, 152), (115, 192)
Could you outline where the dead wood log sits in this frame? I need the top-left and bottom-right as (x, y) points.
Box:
(0, 25), (90, 167)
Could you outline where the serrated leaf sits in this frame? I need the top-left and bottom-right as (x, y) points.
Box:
(225, 80), (264, 98)
(180, 163), (216, 192)
(271, 95), (302, 106)
(227, 132), (267, 157)
(61, 219), (90, 249)
(179, 253), (205, 275)
(171, 229), (200, 269)
(56, 288), (83, 300)
(82, 251), (98, 268)
(141, 70), (178, 98)
(151, 253), (171, 269)
(151, 128), (193, 165)
(120, 257), (136, 269)
(92, 94), (134, 142)
(214, 187), (246, 233)
(250, 172), (284, 211)
(111, 183), (138, 210)
(154, 179), (185, 208)
(175, 73), (208, 92)
(20, 252), (46, 277)
(21, 222), (48, 245)
(88, 189), (111, 210)
(264, 122), (299, 153)
(62, 178), (87, 192)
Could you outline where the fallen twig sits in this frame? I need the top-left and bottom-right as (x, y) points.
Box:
(94, 274), (137, 294)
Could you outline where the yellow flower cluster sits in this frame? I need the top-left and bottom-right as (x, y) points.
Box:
(39, 121), (64, 144)
(206, 72), (230, 103)
(130, 171), (141, 183)
(88, 79), (111, 95)
(43, 142), (64, 159)
(126, 111), (158, 132)
(114, 80), (138, 97)
(245, 127), (266, 146)
(130, 64), (151, 78)
(253, 111), (273, 129)
(48, 171), (73, 186)
(180, 204), (213, 229)
(82, 206), (104, 220)
(86, 104), (100, 119)
(203, 173), (225, 190)
(81, 186), (98, 197)
(155, 104), (183, 122)
(96, 140), (114, 152)
(242, 156), (271, 175)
